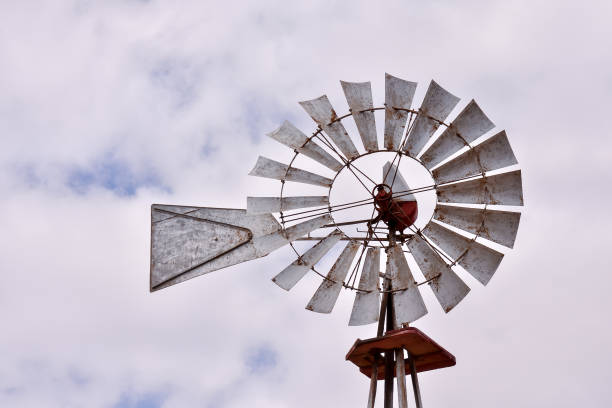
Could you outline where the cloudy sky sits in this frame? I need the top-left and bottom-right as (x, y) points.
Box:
(1, 1), (611, 407)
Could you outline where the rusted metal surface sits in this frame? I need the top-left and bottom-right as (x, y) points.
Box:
(341, 80), (378, 152)
(267, 120), (343, 171)
(387, 245), (427, 326)
(246, 196), (328, 214)
(272, 230), (342, 290)
(423, 221), (504, 285)
(404, 80), (460, 157)
(432, 130), (518, 184)
(384, 73), (417, 150)
(249, 156), (333, 187)
(436, 170), (524, 206)
(433, 204), (521, 248)
(349, 248), (381, 326)
(150, 205), (281, 291)
(299, 95), (360, 160)
(406, 234), (470, 313)
(420, 99), (495, 169)
(306, 241), (360, 313)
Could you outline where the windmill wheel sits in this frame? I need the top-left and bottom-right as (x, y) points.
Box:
(247, 73), (523, 327)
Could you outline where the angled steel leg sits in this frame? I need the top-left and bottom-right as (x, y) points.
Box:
(408, 353), (423, 408)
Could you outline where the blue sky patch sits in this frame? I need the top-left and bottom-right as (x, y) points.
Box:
(244, 345), (278, 373)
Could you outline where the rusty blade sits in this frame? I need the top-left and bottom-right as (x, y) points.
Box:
(387, 245), (428, 326)
(383, 161), (415, 201)
(272, 230), (343, 290)
(150, 205), (281, 291)
(406, 235), (470, 313)
(249, 156), (333, 187)
(252, 214), (332, 256)
(267, 121), (343, 172)
(306, 241), (360, 313)
(341, 81), (378, 152)
(434, 204), (521, 248)
(437, 170), (523, 206)
(349, 247), (381, 326)
(299, 95), (360, 160)
(420, 100), (495, 169)
(432, 130), (518, 184)
(404, 80), (460, 158)
(384, 73), (417, 150)
(423, 221), (504, 285)
(247, 196), (328, 214)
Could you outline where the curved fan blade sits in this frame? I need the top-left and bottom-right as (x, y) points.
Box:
(403, 80), (460, 158)
(341, 81), (378, 152)
(299, 95), (360, 160)
(306, 241), (360, 313)
(267, 121), (343, 172)
(151, 206), (281, 291)
(247, 196), (328, 214)
(432, 130), (518, 184)
(420, 100), (495, 169)
(249, 156), (333, 187)
(383, 162), (416, 201)
(434, 204), (521, 248)
(253, 214), (332, 256)
(436, 170), (523, 206)
(349, 247), (381, 326)
(423, 221), (503, 285)
(272, 230), (342, 290)
(406, 234), (470, 313)
(384, 73), (417, 150)
(387, 245), (428, 326)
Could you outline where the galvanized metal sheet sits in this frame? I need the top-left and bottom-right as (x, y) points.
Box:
(306, 241), (360, 313)
(404, 80), (460, 158)
(150, 205), (281, 291)
(432, 130), (518, 184)
(249, 156), (333, 187)
(434, 204), (521, 248)
(420, 100), (495, 169)
(252, 214), (333, 257)
(267, 121), (343, 172)
(341, 81), (378, 152)
(299, 95), (360, 160)
(383, 162), (416, 201)
(436, 170), (524, 206)
(349, 248), (381, 326)
(406, 235), (470, 313)
(272, 230), (342, 290)
(247, 196), (328, 214)
(387, 245), (428, 326)
(384, 73), (417, 150)
(423, 221), (504, 285)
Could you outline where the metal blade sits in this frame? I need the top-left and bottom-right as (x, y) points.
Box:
(341, 81), (378, 152)
(349, 248), (381, 326)
(267, 121), (343, 172)
(433, 204), (521, 248)
(299, 95), (360, 160)
(436, 170), (523, 206)
(384, 73), (417, 150)
(432, 130), (518, 184)
(150, 205), (281, 291)
(247, 196), (328, 214)
(272, 230), (343, 290)
(420, 100), (495, 169)
(406, 234), (470, 312)
(383, 161), (415, 201)
(306, 241), (360, 313)
(404, 80), (460, 158)
(423, 221), (504, 285)
(387, 245), (428, 326)
(253, 214), (333, 256)
(249, 156), (333, 187)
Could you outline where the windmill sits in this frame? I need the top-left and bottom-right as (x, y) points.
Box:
(150, 73), (523, 407)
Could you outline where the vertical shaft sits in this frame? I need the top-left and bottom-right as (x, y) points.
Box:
(384, 228), (397, 408)
(367, 364), (378, 408)
(408, 354), (423, 408)
(395, 349), (408, 408)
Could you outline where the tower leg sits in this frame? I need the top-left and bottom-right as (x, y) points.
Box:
(395, 349), (408, 408)
(408, 353), (423, 408)
(367, 363), (378, 408)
